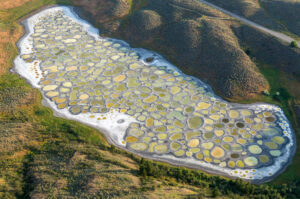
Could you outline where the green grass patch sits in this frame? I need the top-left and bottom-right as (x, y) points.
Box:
(257, 62), (293, 119)
(31, 103), (108, 147)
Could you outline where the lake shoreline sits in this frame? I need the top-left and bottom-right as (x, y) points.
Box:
(12, 5), (296, 184)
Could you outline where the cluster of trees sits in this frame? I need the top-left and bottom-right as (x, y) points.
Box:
(138, 158), (300, 199)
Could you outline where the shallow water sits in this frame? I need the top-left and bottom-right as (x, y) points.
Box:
(14, 6), (295, 183)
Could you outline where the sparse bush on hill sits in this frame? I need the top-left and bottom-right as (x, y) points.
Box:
(245, 48), (251, 55)
(263, 89), (270, 96)
(290, 41), (298, 48)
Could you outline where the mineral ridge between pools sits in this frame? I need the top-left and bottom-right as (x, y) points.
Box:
(14, 6), (295, 183)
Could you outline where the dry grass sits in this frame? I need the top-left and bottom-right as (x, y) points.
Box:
(25, 140), (211, 199)
(0, 121), (41, 198)
(0, 0), (32, 10)
(0, 178), (5, 185)
(97, 148), (139, 170)
(0, 122), (36, 153)
(0, 25), (23, 75)
(144, 186), (199, 199)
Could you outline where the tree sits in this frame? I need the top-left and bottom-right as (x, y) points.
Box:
(212, 186), (220, 198)
(290, 41), (298, 48)
(245, 48), (251, 55)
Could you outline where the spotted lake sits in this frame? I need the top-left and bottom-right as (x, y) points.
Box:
(13, 6), (296, 183)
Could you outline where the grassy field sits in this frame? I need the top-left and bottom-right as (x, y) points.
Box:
(0, 0), (300, 198)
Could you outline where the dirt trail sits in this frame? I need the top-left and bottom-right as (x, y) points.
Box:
(198, 0), (300, 47)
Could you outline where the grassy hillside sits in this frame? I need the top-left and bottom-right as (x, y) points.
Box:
(206, 0), (300, 39)
(260, 0), (300, 38)
(0, 0), (300, 198)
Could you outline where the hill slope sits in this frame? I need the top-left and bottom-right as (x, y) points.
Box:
(206, 0), (300, 37)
